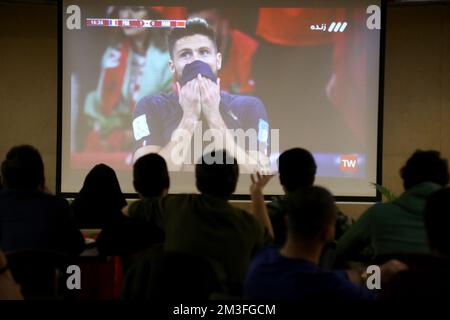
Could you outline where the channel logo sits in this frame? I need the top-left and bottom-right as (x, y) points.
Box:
(328, 21), (348, 32)
(310, 21), (348, 32)
(340, 154), (359, 173)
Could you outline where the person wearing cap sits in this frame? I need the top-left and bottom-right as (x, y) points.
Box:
(131, 18), (270, 172)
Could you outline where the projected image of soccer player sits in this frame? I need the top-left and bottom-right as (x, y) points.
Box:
(132, 18), (272, 172)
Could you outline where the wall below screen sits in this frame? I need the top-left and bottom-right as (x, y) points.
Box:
(1, 4), (449, 219)
(231, 201), (370, 221)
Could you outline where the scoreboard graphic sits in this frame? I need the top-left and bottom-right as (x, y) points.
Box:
(86, 18), (187, 28)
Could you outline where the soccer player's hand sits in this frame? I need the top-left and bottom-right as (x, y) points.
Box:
(198, 74), (221, 123)
(177, 78), (201, 121)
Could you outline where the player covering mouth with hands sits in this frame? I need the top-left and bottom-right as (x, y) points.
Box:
(132, 18), (272, 173)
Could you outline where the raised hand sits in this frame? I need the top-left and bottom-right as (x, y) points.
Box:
(250, 172), (275, 239)
(250, 172), (274, 196)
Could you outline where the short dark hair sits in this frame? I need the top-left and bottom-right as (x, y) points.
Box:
(195, 150), (239, 198)
(287, 186), (336, 242)
(1, 145), (44, 190)
(278, 148), (317, 192)
(400, 150), (449, 190)
(425, 188), (450, 257)
(167, 18), (217, 58)
(133, 154), (170, 198)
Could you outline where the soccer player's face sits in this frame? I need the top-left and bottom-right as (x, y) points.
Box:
(170, 34), (222, 79)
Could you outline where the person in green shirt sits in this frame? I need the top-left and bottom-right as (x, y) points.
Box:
(124, 150), (273, 294)
(380, 187), (450, 299)
(337, 150), (449, 262)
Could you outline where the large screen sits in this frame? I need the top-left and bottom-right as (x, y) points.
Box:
(60, 0), (383, 198)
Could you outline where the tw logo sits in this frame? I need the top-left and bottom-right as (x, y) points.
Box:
(340, 155), (359, 173)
